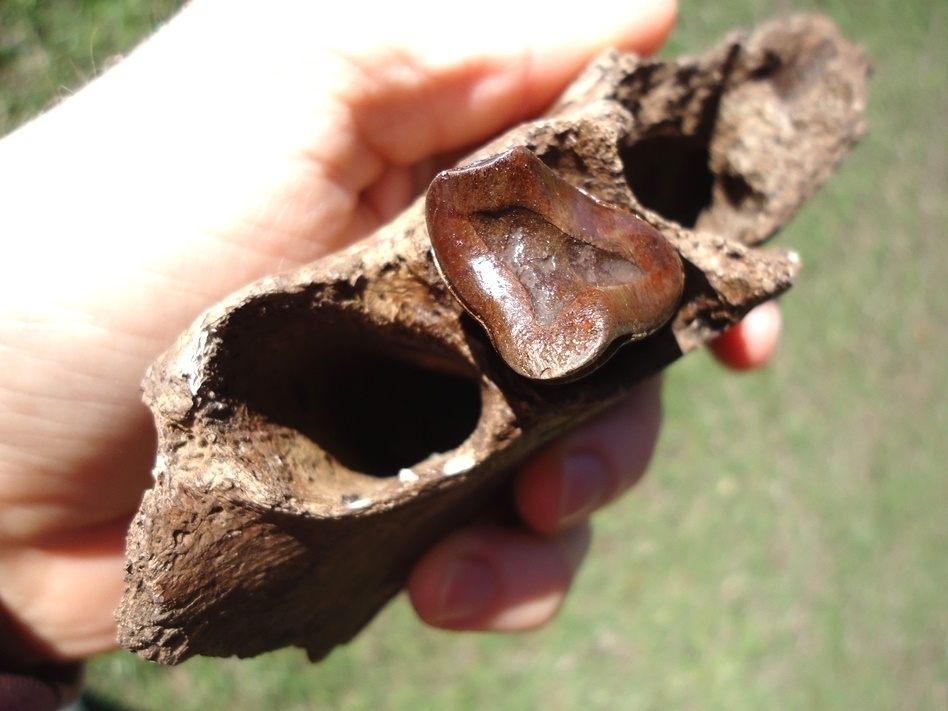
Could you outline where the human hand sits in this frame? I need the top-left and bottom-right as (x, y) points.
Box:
(0, 0), (779, 667)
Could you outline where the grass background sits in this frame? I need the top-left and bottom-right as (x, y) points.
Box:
(3, 0), (946, 708)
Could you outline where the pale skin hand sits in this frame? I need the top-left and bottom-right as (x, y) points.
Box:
(0, 0), (780, 664)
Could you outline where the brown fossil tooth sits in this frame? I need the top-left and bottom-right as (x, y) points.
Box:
(426, 147), (685, 381)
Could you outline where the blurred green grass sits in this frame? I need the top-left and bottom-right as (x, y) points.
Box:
(3, 0), (945, 708)
(0, 0), (182, 131)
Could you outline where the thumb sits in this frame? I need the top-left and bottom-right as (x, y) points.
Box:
(317, 0), (678, 163)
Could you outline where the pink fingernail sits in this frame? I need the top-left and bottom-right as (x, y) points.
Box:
(435, 556), (496, 624)
(559, 453), (609, 528)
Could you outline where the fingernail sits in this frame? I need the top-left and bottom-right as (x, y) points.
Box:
(435, 556), (496, 624)
(559, 453), (609, 528)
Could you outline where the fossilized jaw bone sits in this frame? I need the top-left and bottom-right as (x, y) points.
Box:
(117, 15), (869, 665)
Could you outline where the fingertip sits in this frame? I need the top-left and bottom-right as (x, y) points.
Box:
(407, 525), (588, 632)
(527, 0), (678, 89)
(514, 377), (663, 535)
(340, 0), (679, 164)
(538, 0), (678, 57)
(512, 451), (564, 535)
(709, 300), (782, 370)
(611, 0), (679, 56)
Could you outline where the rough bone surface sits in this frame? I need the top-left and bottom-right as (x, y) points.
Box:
(117, 15), (870, 664)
